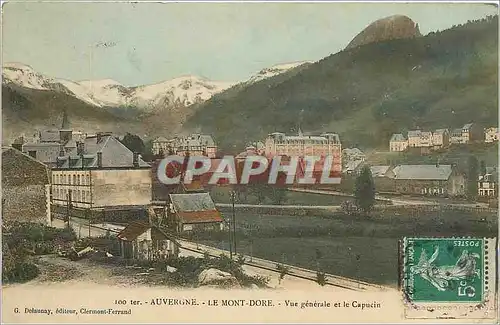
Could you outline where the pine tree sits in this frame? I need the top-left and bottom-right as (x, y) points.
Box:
(354, 165), (376, 214)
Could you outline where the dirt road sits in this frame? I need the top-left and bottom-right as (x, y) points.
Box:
(16, 255), (156, 288)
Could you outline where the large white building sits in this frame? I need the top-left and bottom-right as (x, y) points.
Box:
(265, 131), (341, 156)
(51, 133), (151, 222)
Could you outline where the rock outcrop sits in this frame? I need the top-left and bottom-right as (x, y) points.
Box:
(198, 268), (240, 288)
(346, 15), (422, 50)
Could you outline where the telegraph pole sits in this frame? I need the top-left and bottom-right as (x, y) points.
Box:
(66, 190), (72, 228)
(228, 218), (233, 259)
(231, 190), (237, 255)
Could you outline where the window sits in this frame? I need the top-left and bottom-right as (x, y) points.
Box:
(86, 175), (90, 185)
(77, 175), (80, 185)
(73, 175), (76, 184)
(28, 150), (36, 158)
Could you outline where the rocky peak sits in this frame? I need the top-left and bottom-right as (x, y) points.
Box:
(346, 15), (422, 50)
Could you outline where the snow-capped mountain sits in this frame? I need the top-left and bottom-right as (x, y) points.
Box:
(246, 61), (313, 84)
(2, 63), (235, 111)
(2, 60), (312, 111)
(3, 62), (56, 90)
(128, 76), (234, 108)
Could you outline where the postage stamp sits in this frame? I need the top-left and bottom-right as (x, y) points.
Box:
(401, 237), (497, 319)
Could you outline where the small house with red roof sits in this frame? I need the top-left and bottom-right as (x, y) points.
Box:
(168, 192), (224, 233)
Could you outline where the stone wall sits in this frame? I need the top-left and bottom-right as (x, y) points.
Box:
(3, 185), (48, 223)
(2, 148), (50, 223)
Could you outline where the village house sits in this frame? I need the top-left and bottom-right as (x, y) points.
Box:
(2, 147), (51, 223)
(342, 148), (366, 162)
(21, 112), (86, 167)
(389, 134), (408, 152)
(406, 130), (432, 154)
(407, 130), (423, 148)
(369, 165), (394, 193)
(168, 192), (224, 233)
(50, 132), (152, 224)
(385, 164), (465, 196)
(450, 128), (465, 144)
(419, 131), (433, 147)
(152, 134), (218, 158)
(117, 221), (180, 260)
(461, 123), (483, 143)
(343, 160), (365, 175)
(478, 167), (498, 197)
(341, 148), (366, 175)
(431, 129), (450, 149)
(484, 127), (499, 143)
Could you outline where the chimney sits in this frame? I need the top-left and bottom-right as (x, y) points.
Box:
(97, 152), (103, 168)
(96, 132), (103, 143)
(133, 152), (139, 168)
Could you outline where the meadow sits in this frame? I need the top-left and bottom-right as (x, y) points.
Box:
(198, 209), (497, 286)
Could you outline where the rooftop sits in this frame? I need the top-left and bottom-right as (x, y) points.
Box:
(116, 221), (151, 241)
(391, 164), (453, 180)
(370, 165), (391, 177)
(390, 133), (406, 142)
(170, 192), (217, 212)
(56, 134), (150, 169)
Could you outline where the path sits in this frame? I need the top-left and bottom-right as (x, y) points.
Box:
(288, 187), (490, 208)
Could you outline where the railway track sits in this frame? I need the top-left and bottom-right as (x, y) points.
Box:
(179, 240), (388, 292)
(54, 217), (389, 292)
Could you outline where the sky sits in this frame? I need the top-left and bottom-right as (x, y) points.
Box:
(2, 1), (497, 86)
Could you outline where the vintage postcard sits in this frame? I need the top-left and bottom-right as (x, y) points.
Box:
(1, 1), (498, 324)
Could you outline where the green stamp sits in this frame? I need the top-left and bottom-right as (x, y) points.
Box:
(402, 237), (485, 303)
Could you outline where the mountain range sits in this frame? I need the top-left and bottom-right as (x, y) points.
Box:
(184, 15), (498, 151)
(2, 14), (498, 150)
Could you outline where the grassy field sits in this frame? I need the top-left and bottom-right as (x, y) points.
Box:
(198, 210), (497, 286)
(209, 186), (352, 206)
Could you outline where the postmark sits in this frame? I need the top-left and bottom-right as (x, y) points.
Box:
(401, 237), (497, 319)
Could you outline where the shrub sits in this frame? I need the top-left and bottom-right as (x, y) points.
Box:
(316, 271), (327, 286)
(340, 201), (360, 216)
(236, 254), (246, 265)
(276, 263), (290, 284)
(2, 260), (39, 283)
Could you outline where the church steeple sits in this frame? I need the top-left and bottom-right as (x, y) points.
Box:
(298, 108), (304, 137)
(61, 110), (71, 130)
